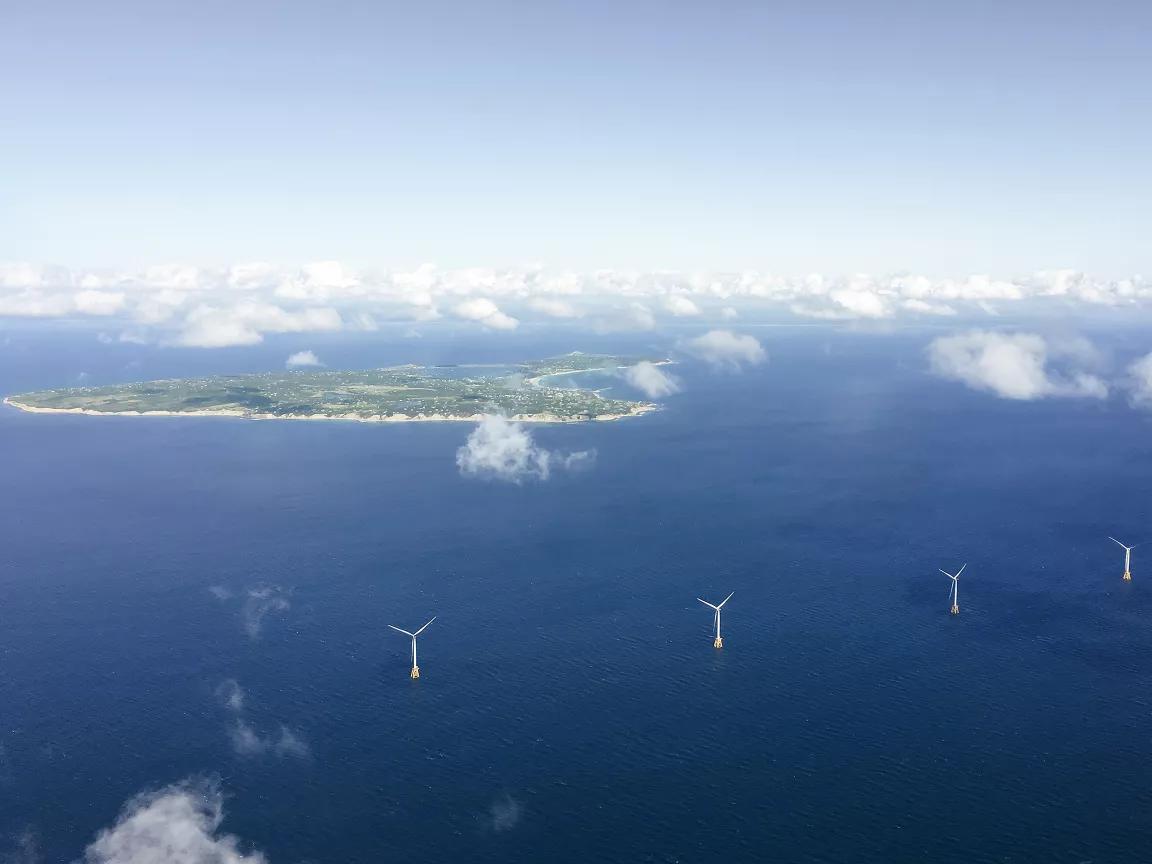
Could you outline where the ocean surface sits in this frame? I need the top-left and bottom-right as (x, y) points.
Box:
(2, 324), (1152, 863)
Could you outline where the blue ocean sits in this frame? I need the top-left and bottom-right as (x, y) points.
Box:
(2, 325), (1151, 863)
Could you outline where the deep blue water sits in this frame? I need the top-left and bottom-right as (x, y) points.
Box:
(2, 325), (1152, 863)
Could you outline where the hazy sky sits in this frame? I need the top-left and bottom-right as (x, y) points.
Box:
(3, 0), (1151, 275)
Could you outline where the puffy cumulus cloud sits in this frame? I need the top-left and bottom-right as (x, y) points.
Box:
(624, 361), (680, 398)
(456, 415), (594, 483)
(285, 350), (322, 368)
(453, 297), (519, 331)
(928, 331), (1108, 400)
(682, 330), (767, 371)
(83, 778), (267, 864)
(663, 295), (701, 317)
(176, 303), (342, 348)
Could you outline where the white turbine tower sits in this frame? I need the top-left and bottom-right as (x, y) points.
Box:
(697, 592), (734, 648)
(1109, 536), (1135, 581)
(388, 617), (436, 679)
(940, 564), (965, 615)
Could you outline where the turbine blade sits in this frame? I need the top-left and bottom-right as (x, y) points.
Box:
(387, 625), (415, 637)
(697, 598), (719, 610)
(939, 569), (953, 578)
(955, 563), (966, 578)
(413, 616), (437, 636)
(718, 591), (735, 608)
(1109, 536), (1127, 549)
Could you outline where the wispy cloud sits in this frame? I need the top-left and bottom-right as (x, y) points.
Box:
(1125, 352), (1152, 408)
(486, 793), (523, 832)
(228, 721), (310, 759)
(241, 586), (291, 640)
(1, 830), (38, 864)
(928, 330), (1108, 401)
(216, 680), (310, 760)
(456, 415), (594, 483)
(681, 330), (767, 371)
(82, 778), (267, 864)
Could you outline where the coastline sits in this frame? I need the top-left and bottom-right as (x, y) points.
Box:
(2, 396), (657, 424)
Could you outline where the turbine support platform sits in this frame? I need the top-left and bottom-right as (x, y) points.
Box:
(713, 636), (724, 648)
(410, 665), (420, 679)
(950, 604), (960, 615)
(1123, 571), (1132, 581)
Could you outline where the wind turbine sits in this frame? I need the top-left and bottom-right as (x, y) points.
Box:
(697, 592), (734, 648)
(388, 617), (436, 678)
(940, 564), (965, 615)
(1109, 537), (1135, 581)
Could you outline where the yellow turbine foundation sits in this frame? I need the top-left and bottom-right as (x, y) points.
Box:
(950, 604), (960, 615)
(1123, 571), (1132, 581)
(713, 636), (724, 648)
(410, 665), (420, 679)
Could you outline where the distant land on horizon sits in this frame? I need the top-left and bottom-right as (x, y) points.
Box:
(4, 353), (669, 424)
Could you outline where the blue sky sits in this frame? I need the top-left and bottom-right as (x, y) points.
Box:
(3, 0), (1151, 275)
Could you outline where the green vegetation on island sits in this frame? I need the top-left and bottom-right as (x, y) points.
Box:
(5, 354), (667, 423)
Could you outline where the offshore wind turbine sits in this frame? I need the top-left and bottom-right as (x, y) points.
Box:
(940, 564), (965, 615)
(388, 617), (436, 679)
(1109, 536), (1135, 581)
(697, 592), (734, 648)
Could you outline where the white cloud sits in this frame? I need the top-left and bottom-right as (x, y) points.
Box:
(176, 303), (342, 348)
(664, 295), (701, 317)
(83, 778), (267, 864)
(285, 350), (322, 368)
(682, 330), (767, 371)
(624, 361), (680, 398)
(928, 331), (1109, 400)
(456, 415), (594, 483)
(8, 261), (1152, 346)
(74, 289), (127, 316)
(452, 297), (519, 330)
(1125, 353), (1152, 408)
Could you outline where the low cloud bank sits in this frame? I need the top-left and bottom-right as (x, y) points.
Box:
(83, 778), (267, 864)
(6, 262), (1152, 348)
(456, 415), (594, 483)
(928, 331), (1108, 400)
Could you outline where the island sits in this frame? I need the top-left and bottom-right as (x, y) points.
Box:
(4, 354), (668, 423)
